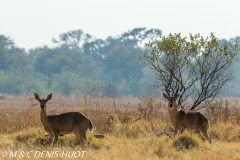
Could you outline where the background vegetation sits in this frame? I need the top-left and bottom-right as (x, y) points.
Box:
(1, 28), (240, 97)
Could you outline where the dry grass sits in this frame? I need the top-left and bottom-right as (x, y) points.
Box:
(0, 94), (240, 159)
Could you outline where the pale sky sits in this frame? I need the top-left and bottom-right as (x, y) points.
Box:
(0, 0), (239, 50)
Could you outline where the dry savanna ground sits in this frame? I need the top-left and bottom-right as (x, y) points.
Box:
(0, 93), (240, 160)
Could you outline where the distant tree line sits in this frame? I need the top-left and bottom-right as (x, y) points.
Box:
(0, 28), (160, 96)
(0, 28), (239, 97)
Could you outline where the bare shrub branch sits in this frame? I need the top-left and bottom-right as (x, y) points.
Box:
(140, 33), (239, 110)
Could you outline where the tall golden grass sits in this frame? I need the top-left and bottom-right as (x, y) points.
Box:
(0, 92), (240, 160)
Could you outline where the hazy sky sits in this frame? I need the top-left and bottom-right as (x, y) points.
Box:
(0, 0), (239, 50)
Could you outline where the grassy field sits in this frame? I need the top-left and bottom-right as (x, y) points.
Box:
(0, 93), (240, 160)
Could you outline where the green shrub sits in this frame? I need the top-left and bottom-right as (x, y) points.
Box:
(173, 135), (199, 151)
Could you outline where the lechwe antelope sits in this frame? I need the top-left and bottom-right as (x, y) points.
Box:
(34, 93), (93, 147)
(163, 92), (211, 144)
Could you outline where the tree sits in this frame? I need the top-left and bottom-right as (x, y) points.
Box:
(104, 46), (144, 81)
(103, 45), (146, 96)
(0, 35), (25, 70)
(0, 35), (15, 50)
(52, 29), (92, 54)
(140, 33), (239, 110)
(82, 27), (161, 57)
(32, 47), (72, 87)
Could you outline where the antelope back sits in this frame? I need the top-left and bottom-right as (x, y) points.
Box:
(185, 112), (207, 127)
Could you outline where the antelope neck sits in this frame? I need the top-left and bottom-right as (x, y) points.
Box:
(40, 108), (49, 124)
(168, 103), (178, 123)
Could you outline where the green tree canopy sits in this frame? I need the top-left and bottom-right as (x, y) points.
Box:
(31, 47), (72, 87)
(140, 33), (239, 110)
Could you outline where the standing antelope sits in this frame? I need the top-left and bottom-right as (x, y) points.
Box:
(34, 93), (93, 147)
(163, 92), (211, 144)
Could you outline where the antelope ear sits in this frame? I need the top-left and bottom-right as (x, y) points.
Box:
(46, 93), (52, 102)
(163, 93), (170, 100)
(175, 92), (181, 99)
(34, 93), (41, 101)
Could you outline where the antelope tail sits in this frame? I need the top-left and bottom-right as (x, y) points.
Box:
(89, 120), (93, 133)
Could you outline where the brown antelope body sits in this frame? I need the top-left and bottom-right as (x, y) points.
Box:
(34, 93), (93, 147)
(163, 93), (211, 144)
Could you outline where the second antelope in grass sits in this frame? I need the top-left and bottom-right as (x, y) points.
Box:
(34, 93), (93, 147)
(163, 92), (211, 144)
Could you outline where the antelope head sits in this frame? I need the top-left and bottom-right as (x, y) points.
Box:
(163, 92), (180, 109)
(34, 93), (52, 109)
